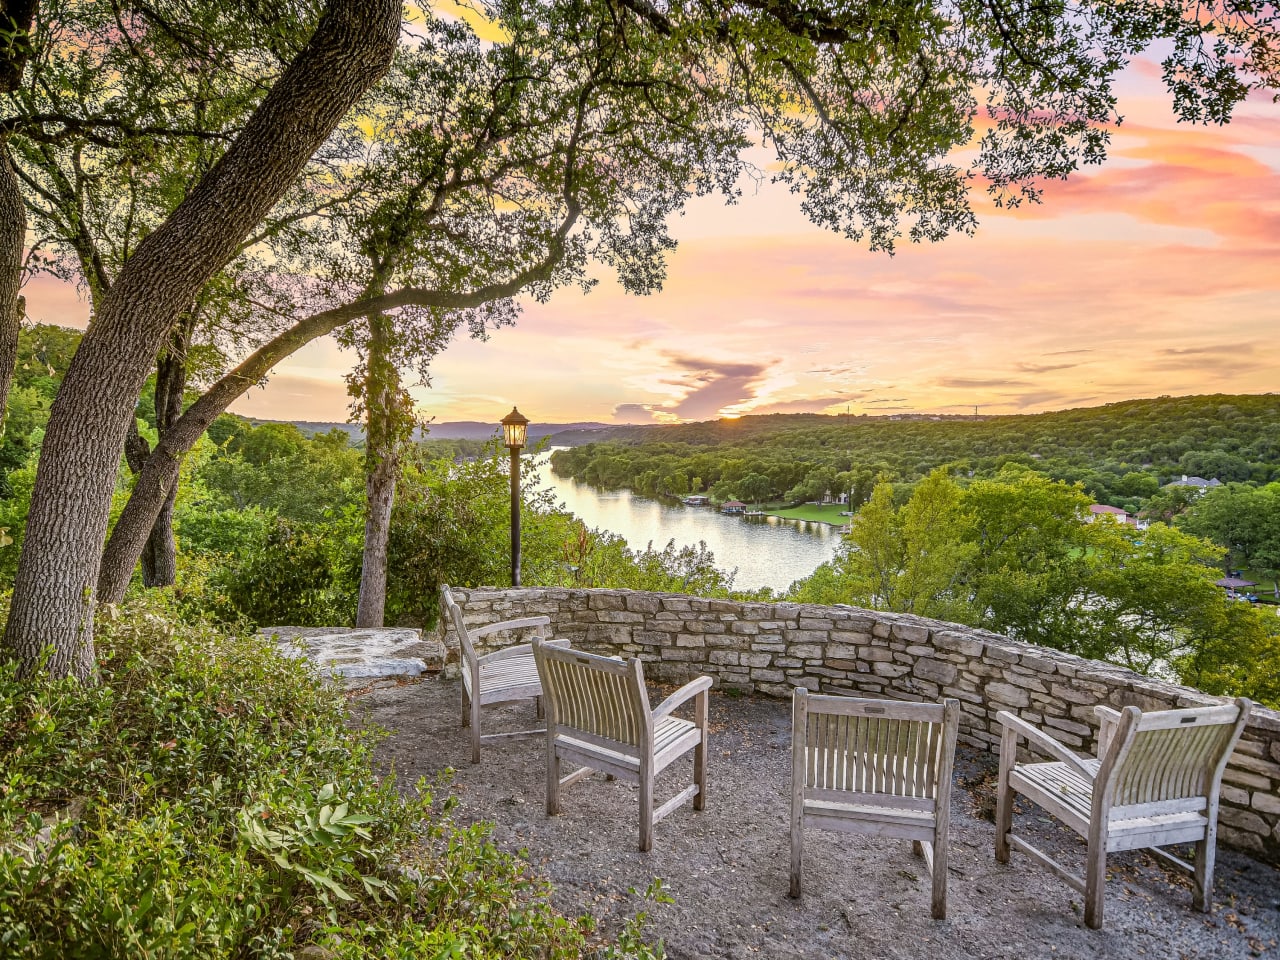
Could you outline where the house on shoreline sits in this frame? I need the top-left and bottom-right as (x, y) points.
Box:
(1086, 503), (1152, 530)
(1087, 504), (1131, 524)
(720, 500), (746, 515)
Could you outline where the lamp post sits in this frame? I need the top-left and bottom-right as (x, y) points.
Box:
(501, 406), (530, 587)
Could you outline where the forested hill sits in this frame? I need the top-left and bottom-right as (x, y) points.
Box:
(549, 394), (1280, 507)
(260, 419), (612, 443)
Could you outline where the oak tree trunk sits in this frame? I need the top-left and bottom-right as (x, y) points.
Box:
(142, 483), (179, 588)
(140, 327), (189, 588)
(356, 438), (398, 627)
(0, 138), (22, 425)
(0, 4), (37, 424)
(4, 0), (399, 678)
(123, 415), (160, 587)
(355, 312), (401, 628)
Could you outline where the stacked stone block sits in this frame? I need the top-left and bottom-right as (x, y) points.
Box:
(444, 586), (1280, 864)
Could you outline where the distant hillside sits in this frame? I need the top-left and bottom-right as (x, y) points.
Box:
(255, 418), (614, 444)
(536, 411), (999, 447)
(266, 396), (1280, 466)
(424, 420), (613, 442)
(547, 393), (1280, 507)
(548, 395), (1280, 454)
(260, 420), (365, 440)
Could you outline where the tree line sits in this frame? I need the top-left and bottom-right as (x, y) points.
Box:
(173, 422), (750, 626)
(0, 334), (745, 626)
(550, 394), (1280, 512)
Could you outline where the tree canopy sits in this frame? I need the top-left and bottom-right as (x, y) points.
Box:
(790, 467), (1280, 705)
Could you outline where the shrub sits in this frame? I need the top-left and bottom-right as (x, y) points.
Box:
(0, 596), (661, 959)
(188, 516), (359, 627)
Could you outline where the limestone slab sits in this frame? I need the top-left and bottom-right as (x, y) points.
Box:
(263, 626), (443, 679)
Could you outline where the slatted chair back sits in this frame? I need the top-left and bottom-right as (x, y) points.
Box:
(439, 584), (559, 764)
(533, 640), (711, 852)
(800, 696), (953, 804)
(440, 585), (477, 666)
(790, 689), (960, 919)
(996, 697), (1252, 929)
(535, 644), (650, 751)
(1101, 701), (1250, 814)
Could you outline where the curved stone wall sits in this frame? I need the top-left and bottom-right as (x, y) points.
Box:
(442, 587), (1280, 864)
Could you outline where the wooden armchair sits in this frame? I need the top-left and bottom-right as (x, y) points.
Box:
(440, 585), (569, 764)
(995, 697), (1251, 929)
(789, 689), (960, 919)
(532, 639), (711, 851)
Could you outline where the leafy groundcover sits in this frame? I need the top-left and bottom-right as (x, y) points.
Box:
(0, 597), (662, 959)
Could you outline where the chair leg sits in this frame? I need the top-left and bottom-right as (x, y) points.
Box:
(470, 696), (481, 765)
(461, 687), (470, 728)
(546, 745), (561, 816)
(536, 695), (545, 720)
(929, 839), (948, 921)
(1084, 838), (1107, 930)
(995, 727), (1016, 864)
(693, 734), (707, 812)
(639, 772), (654, 852)
(789, 689), (804, 899)
(789, 814), (803, 899)
(1193, 834), (1216, 912)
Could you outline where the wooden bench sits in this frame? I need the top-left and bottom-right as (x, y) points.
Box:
(995, 697), (1251, 929)
(789, 688), (960, 919)
(440, 585), (568, 764)
(532, 639), (711, 851)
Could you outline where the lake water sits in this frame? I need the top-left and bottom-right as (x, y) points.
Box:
(534, 452), (841, 593)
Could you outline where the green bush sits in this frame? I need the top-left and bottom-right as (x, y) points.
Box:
(0, 596), (662, 959)
(186, 516), (360, 627)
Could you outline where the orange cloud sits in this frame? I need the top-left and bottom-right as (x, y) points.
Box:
(994, 122), (1280, 248)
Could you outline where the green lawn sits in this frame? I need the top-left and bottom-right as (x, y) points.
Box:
(762, 502), (850, 524)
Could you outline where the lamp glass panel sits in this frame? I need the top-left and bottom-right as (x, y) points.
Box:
(501, 408), (529, 448)
(503, 421), (526, 448)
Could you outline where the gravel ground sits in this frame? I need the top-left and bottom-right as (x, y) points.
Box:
(350, 675), (1280, 960)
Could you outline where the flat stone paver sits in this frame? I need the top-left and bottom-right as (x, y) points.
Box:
(354, 675), (1280, 960)
(264, 626), (444, 679)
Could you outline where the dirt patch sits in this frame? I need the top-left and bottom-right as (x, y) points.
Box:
(352, 675), (1280, 960)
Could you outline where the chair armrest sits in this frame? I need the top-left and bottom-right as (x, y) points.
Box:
(653, 676), (713, 721)
(1094, 705), (1122, 757)
(997, 710), (1097, 780)
(477, 637), (569, 666)
(471, 616), (550, 639)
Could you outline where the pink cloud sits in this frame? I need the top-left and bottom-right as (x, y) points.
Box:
(995, 124), (1280, 247)
(613, 403), (660, 424)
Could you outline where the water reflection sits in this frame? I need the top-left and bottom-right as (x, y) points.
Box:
(534, 453), (841, 593)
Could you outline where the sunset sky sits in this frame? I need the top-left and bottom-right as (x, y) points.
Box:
(20, 55), (1280, 427)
